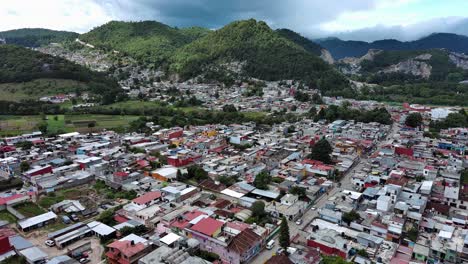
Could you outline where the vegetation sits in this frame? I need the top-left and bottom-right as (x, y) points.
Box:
(253, 171), (272, 190)
(14, 202), (46, 217)
(276, 28), (322, 56)
(0, 211), (17, 223)
(1, 255), (27, 264)
(290, 186), (307, 199)
(119, 225), (148, 237)
(94, 180), (137, 200)
(342, 210), (360, 225)
(314, 104), (392, 125)
(405, 113), (423, 128)
(356, 249), (369, 257)
(178, 165), (208, 182)
(251, 201), (266, 218)
(322, 256), (352, 264)
(430, 110), (468, 131)
(218, 175), (238, 186)
(0, 28), (78, 47)
(20, 161), (30, 172)
(0, 45), (123, 104)
(279, 216), (290, 249)
(81, 21), (209, 66)
(308, 138), (333, 164)
(0, 177), (23, 192)
(170, 19), (348, 92)
(196, 250), (220, 262)
(407, 227), (419, 242)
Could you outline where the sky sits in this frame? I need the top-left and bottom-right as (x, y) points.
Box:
(1, 0), (468, 41)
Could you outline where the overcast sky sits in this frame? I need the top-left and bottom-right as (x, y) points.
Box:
(1, 0), (468, 41)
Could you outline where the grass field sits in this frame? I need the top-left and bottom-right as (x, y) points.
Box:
(105, 100), (203, 113)
(0, 114), (139, 136)
(0, 79), (88, 101)
(14, 202), (46, 218)
(0, 210), (17, 223)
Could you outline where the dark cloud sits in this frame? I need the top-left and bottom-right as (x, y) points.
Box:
(92, 0), (376, 32)
(318, 17), (468, 42)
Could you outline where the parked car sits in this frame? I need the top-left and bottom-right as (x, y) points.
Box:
(276, 247), (285, 255)
(45, 240), (55, 247)
(70, 214), (79, 222)
(295, 219), (302, 225)
(62, 215), (72, 224)
(266, 239), (275, 250)
(79, 258), (90, 263)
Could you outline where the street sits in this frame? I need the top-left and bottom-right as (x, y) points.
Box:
(250, 123), (398, 264)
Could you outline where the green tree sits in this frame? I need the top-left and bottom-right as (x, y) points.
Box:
(405, 113), (423, 128)
(38, 122), (48, 134)
(308, 138), (333, 164)
(222, 104), (237, 112)
(253, 171), (271, 190)
(342, 210), (360, 225)
(279, 216), (290, 249)
(20, 161), (30, 172)
(290, 186), (307, 199)
(251, 201), (266, 219)
(15, 141), (33, 150)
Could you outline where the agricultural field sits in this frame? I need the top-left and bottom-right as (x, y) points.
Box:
(0, 78), (88, 101)
(0, 114), (139, 136)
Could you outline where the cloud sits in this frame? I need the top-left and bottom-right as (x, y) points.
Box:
(0, 0), (467, 41)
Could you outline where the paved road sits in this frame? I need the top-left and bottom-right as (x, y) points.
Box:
(250, 123), (398, 264)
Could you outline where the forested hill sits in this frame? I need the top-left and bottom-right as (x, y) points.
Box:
(80, 21), (211, 65)
(169, 19), (348, 92)
(0, 45), (122, 104)
(0, 28), (78, 47)
(316, 33), (468, 60)
(275, 28), (323, 56)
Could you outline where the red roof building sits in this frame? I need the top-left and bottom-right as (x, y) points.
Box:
(106, 240), (150, 264)
(190, 217), (224, 237)
(132, 191), (161, 207)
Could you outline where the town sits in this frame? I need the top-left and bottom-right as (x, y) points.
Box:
(0, 97), (466, 264)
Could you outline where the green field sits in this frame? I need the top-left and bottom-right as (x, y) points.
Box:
(0, 210), (17, 223)
(0, 114), (139, 136)
(0, 79), (88, 101)
(14, 202), (46, 218)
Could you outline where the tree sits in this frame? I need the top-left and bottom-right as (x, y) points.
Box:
(15, 141), (33, 150)
(20, 161), (30, 172)
(290, 186), (307, 199)
(405, 113), (423, 128)
(253, 171), (271, 190)
(222, 104), (237, 112)
(38, 122), (48, 134)
(308, 138), (333, 164)
(342, 210), (360, 225)
(279, 216), (290, 249)
(251, 201), (266, 219)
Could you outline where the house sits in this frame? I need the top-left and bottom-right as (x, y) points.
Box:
(106, 234), (152, 264)
(19, 246), (48, 264)
(18, 212), (57, 232)
(151, 167), (178, 181)
(227, 228), (262, 263)
(132, 191), (162, 208)
(307, 228), (349, 259)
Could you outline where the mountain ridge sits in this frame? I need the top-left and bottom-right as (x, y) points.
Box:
(315, 33), (468, 59)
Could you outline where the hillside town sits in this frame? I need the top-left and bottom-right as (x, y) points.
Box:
(0, 98), (466, 264)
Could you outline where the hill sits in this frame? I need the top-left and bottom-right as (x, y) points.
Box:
(0, 28), (78, 47)
(80, 21), (210, 65)
(337, 49), (468, 106)
(169, 19), (348, 92)
(316, 33), (468, 59)
(275, 28), (323, 56)
(0, 45), (122, 104)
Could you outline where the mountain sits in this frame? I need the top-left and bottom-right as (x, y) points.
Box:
(0, 45), (122, 104)
(316, 33), (468, 60)
(0, 28), (78, 47)
(169, 19), (347, 91)
(275, 28), (322, 56)
(80, 21), (210, 65)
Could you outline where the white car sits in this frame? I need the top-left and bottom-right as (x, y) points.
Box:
(45, 240), (55, 247)
(295, 219), (302, 225)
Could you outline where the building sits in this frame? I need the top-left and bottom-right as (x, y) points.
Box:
(17, 212), (57, 232)
(106, 234), (152, 264)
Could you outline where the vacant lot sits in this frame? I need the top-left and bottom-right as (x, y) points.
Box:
(0, 114), (139, 136)
(0, 210), (17, 223)
(14, 202), (46, 218)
